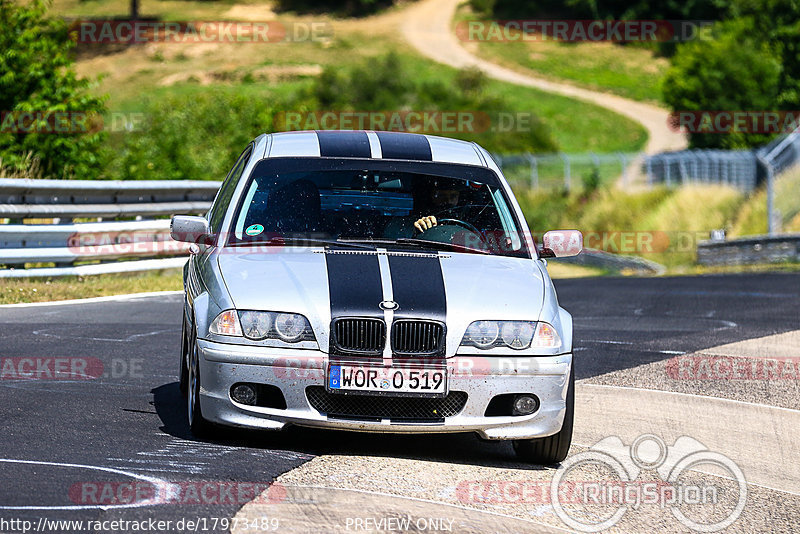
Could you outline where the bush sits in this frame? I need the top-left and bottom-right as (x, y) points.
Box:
(662, 19), (782, 149)
(309, 53), (559, 153)
(273, 0), (393, 17)
(481, 0), (728, 21)
(113, 53), (558, 180)
(0, 0), (106, 178)
(114, 91), (276, 180)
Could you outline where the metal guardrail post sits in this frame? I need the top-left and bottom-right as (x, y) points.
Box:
(758, 154), (776, 236)
(525, 154), (538, 189)
(617, 153), (628, 187)
(560, 153), (571, 190)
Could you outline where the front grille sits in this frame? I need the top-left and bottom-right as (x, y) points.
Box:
(306, 386), (467, 422)
(332, 318), (386, 354)
(391, 320), (445, 356)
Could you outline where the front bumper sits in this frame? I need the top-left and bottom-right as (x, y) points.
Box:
(196, 339), (571, 440)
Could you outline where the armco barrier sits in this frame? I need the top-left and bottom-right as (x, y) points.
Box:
(697, 234), (800, 266)
(0, 179), (220, 278)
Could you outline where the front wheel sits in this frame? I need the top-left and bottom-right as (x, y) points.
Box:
(513, 362), (574, 465)
(179, 315), (189, 396)
(187, 325), (214, 437)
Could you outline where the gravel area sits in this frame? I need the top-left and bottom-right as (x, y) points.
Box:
(234, 332), (800, 533)
(584, 331), (800, 410)
(235, 452), (799, 533)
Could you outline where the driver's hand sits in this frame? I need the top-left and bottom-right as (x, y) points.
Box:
(414, 216), (437, 233)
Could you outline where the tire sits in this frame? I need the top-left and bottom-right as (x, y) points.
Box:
(179, 315), (189, 397)
(187, 323), (214, 437)
(513, 362), (574, 465)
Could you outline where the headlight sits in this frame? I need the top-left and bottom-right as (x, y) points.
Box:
(464, 321), (500, 349)
(501, 321), (535, 349)
(461, 321), (561, 350)
(237, 310), (314, 343)
(238, 310), (272, 340)
(209, 310), (242, 337)
(274, 313), (307, 342)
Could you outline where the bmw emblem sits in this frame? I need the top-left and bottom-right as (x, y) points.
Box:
(379, 300), (399, 311)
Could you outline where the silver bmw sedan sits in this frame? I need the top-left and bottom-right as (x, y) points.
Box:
(171, 130), (582, 464)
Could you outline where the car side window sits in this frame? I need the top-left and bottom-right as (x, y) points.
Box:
(208, 145), (253, 234)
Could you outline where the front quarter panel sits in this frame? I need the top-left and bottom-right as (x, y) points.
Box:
(535, 259), (573, 354)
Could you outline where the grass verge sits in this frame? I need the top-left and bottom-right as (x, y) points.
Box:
(455, 6), (668, 103)
(0, 270), (183, 304)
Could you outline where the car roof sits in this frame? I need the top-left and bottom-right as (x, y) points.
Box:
(261, 130), (493, 168)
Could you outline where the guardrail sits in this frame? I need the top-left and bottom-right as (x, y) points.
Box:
(697, 234), (800, 266)
(0, 179), (220, 278)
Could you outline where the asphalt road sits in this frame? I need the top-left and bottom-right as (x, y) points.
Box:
(0, 272), (797, 532)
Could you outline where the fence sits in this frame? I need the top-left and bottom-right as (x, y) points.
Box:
(643, 128), (800, 193)
(492, 152), (642, 190)
(0, 179), (220, 278)
(643, 150), (758, 191)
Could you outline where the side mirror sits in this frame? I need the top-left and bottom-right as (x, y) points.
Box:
(171, 215), (213, 244)
(539, 230), (583, 258)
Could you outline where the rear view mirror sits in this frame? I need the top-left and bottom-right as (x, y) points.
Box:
(539, 230), (583, 258)
(171, 215), (213, 244)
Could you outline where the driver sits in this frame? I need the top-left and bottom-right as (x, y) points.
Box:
(413, 187), (460, 233)
(382, 179), (465, 239)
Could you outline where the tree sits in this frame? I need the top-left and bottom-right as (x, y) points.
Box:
(661, 19), (781, 149)
(0, 0), (106, 178)
(728, 0), (800, 111)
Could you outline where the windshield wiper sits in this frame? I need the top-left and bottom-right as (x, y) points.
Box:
(339, 237), (491, 254)
(393, 238), (491, 255)
(233, 237), (373, 249)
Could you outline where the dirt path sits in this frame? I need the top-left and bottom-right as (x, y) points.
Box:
(400, 0), (687, 154)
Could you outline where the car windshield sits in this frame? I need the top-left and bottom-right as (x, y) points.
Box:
(228, 159), (529, 257)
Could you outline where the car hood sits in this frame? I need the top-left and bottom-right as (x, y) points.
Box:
(217, 248), (547, 355)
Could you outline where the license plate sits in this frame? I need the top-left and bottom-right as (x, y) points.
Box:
(328, 365), (447, 396)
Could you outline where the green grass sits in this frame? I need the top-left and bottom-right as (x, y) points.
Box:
(456, 7), (669, 103)
(0, 270), (183, 304)
(545, 262), (607, 278)
(54, 0), (271, 21)
(730, 167), (800, 237)
(516, 184), (747, 269)
(100, 48), (647, 155)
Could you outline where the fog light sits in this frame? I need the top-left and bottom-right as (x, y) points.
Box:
(512, 395), (538, 416)
(231, 384), (257, 405)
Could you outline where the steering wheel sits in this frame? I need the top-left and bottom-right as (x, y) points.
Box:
(437, 218), (482, 236)
(420, 218), (489, 248)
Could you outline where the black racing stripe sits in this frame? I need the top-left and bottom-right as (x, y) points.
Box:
(387, 254), (446, 322)
(376, 131), (432, 161)
(388, 254), (447, 361)
(326, 252), (383, 317)
(316, 131), (371, 158)
(325, 251), (384, 361)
